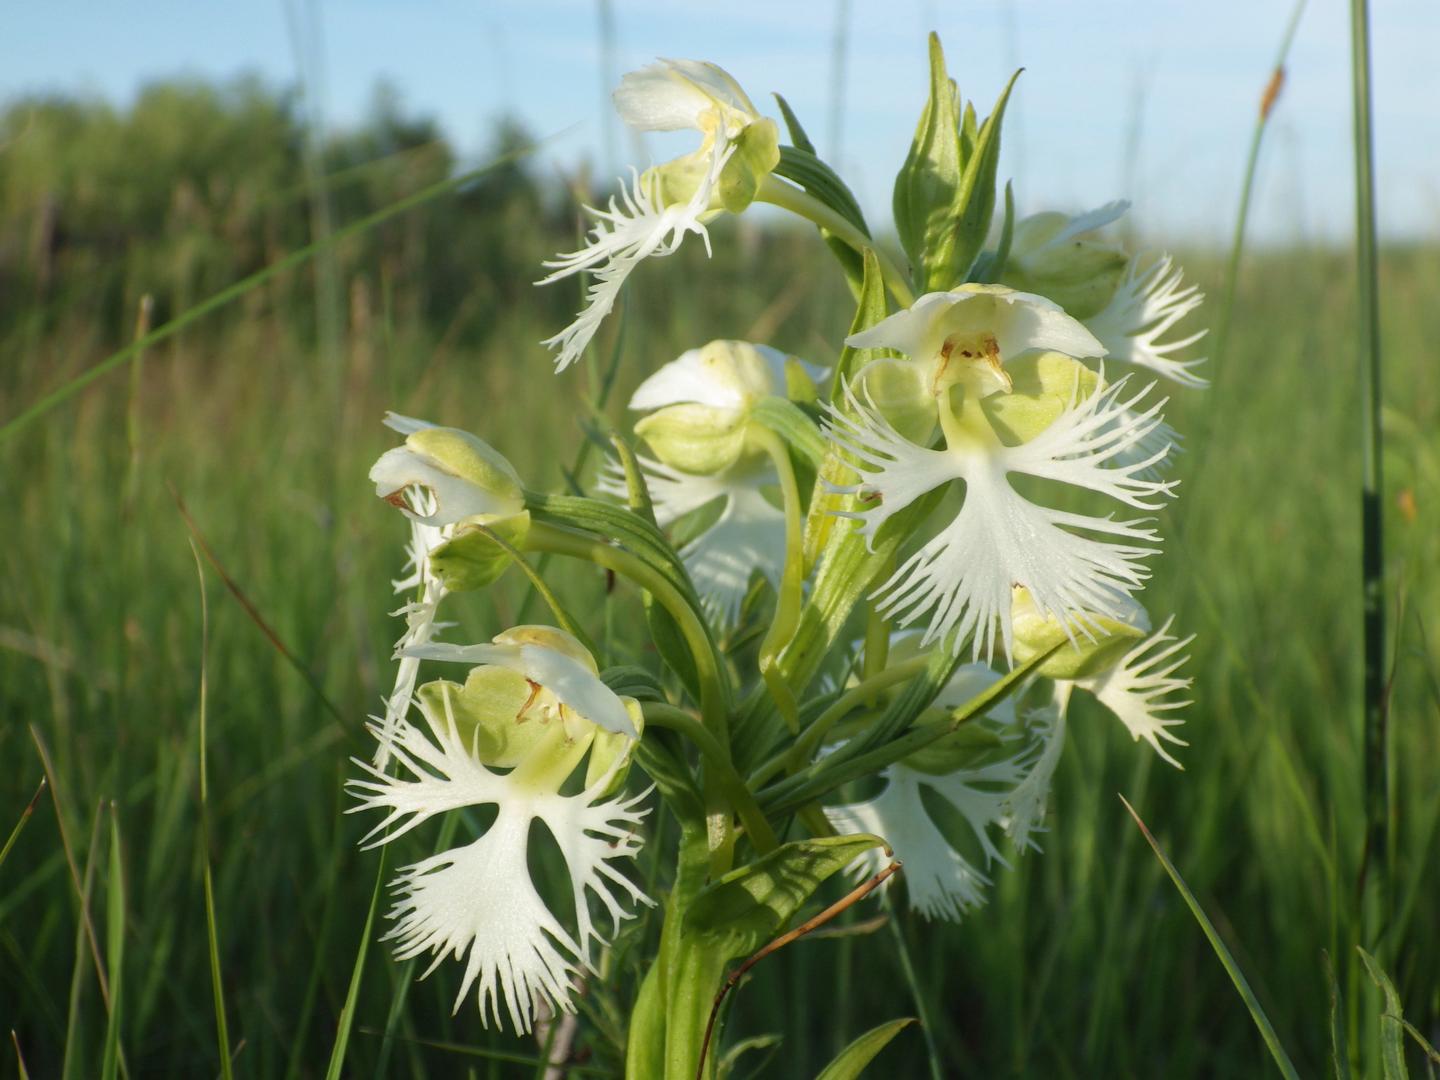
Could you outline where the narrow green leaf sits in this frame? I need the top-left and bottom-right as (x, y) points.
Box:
(719, 1033), (783, 1078)
(1325, 952), (1351, 1080)
(610, 433), (660, 525)
(970, 180), (1016, 283)
(814, 1018), (915, 1080)
(1120, 797), (1301, 1080)
(325, 848), (387, 1080)
(759, 640), (1048, 816)
(774, 146), (869, 236)
(600, 664), (667, 702)
(1357, 947), (1410, 1080)
(100, 807), (125, 1080)
(750, 397), (828, 470)
(773, 92), (817, 155)
(633, 730), (706, 824)
(685, 834), (885, 958)
(12, 1032), (31, 1080)
(948, 69), (1022, 287)
(0, 778), (46, 875)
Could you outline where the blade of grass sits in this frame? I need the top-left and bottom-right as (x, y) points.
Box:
(1326, 952), (1352, 1080)
(0, 139), (548, 443)
(171, 483), (356, 739)
(31, 727), (111, 1012)
(61, 803), (104, 1080)
(187, 541), (234, 1080)
(100, 805), (125, 1080)
(883, 894), (943, 1080)
(1347, 0), (1390, 962)
(1119, 795), (1300, 1080)
(1208, 0), (1306, 379)
(1356, 948), (1409, 1080)
(0, 778), (47, 874)
(11, 1030), (30, 1080)
(325, 846), (387, 1080)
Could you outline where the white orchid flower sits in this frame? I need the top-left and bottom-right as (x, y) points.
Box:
(825, 364), (1176, 661)
(538, 60), (779, 372)
(1085, 253), (1209, 388)
(824, 659), (1038, 920)
(1003, 201), (1208, 388)
(847, 284), (1103, 405)
(367, 413), (528, 766)
(349, 626), (651, 1033)
(602, 341), (823, 625)
(827, 757), (1025, 921)
(1075, 616), (1194, 767)
(1011, 589), (1195, 768)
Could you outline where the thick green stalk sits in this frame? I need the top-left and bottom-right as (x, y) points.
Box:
(1348, 0), (1390, 957)
(757, 176), (915, 307)
(752, 427), (807, 733)
(641, 704), (778, 854)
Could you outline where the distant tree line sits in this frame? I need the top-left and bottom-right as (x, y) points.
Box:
(0, 77), (576, 348)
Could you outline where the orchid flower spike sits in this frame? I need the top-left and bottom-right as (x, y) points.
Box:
(349, 625), (651, 1033)
(1003, 202), (1208, 388)
(538, 60), (780, 372)
(601, 340), (823, 624)
(826, 290), (1176, 660)
(367, 414), (527, 766)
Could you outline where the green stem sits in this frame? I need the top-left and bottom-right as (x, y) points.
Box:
(524, 521), (729, 740)
(524, 520), (738, 868)
(750, 655), (931, 787)
(641, 704), (778, 854)
(883, 893), (944, 1080)
(1210, 0), (1306, 381)
(752, 427), (806, 734)
(1348, 0), (1390, 960)
(757, 176), (916, 307)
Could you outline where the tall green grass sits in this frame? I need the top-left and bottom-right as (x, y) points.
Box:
(2, 86), (1438, 1077)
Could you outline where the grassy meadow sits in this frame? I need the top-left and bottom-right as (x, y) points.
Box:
(1, 81), (1438, 1077)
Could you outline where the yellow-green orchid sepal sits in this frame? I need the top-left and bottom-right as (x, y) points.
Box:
(1011, 585), (1149, 679)
(425, 511), (531, 592)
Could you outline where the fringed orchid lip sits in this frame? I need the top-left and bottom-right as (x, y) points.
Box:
(824, 371), (1176, 662)
(348, 660), (652, 1033)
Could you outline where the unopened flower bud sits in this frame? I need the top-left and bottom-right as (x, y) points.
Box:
(370, 422), (524, 525)
(1002, 205), (1131, 320)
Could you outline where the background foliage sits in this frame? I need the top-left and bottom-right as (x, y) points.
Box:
(1, 78), (1437, 1077)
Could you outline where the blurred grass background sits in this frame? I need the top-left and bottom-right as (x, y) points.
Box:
(1, 78), (1438, 1077)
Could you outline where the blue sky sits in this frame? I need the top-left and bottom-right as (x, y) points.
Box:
(5, 0), (1438, 245)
